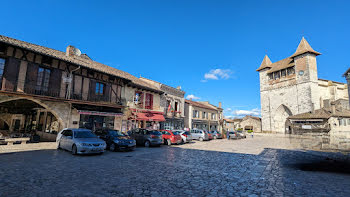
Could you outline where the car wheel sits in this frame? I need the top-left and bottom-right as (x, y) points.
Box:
(199, 137), (203, 142)
(72, 144), (77, 155)
(57, 142), (61, 149)
(144, 141), (150, 147)
(110, 143), (116, 152)
(167, 139), (171, 146)
(181, 139), (185, 144)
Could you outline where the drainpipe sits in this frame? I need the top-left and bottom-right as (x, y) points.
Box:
(65, 66), (81, 100)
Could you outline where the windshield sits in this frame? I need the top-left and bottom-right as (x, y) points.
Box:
(109, 130), (125, 136)
(172, 131), (180, 135)
(74, 131), (97, 138)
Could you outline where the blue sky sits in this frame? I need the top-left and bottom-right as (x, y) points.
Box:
(1, 0), (350, 118)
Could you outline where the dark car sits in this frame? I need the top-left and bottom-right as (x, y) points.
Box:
(95, 129), (136, 151)
(127, 128), (163, 147)
(210, 131), (222, 139)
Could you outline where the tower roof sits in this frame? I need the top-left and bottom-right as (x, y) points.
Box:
(256, 55), (272, 71)
(290, 37), (321, 58)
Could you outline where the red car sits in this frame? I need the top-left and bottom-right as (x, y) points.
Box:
(205, 131), (213, 140)
(160, 130), (182, 145)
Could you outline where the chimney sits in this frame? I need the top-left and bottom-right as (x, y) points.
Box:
(66, 45), (81, 57)
(331, 101), (336, 114)
(176, 86), (181, 90)
(219, 102), (222, 108)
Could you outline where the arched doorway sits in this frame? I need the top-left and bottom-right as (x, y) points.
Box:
(273, 104), (293, 133)
(0, 98), (63, 141)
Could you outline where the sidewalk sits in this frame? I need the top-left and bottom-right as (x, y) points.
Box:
(0, 142), (57, 154)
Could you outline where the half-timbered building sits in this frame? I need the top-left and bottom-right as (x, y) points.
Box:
(0, 35), (164, 141)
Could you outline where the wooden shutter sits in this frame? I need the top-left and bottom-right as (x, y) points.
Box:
(2, 57), (20, 91)
(149, 94), (153, 110)
(104, 84), (111, 102)
(49, 68), (62, 97)
(25, 62), (39, 94)
(88, 79), (96, 101)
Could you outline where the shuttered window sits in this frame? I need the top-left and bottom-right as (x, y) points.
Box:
(0, 58), (5, 81)
(36, 67), (51, 92)
(145, 93), (153, 110)
(95, 82), (105, 95)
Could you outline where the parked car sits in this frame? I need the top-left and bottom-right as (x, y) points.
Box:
(228, 131), (240, 140)
(205, 130), (213, 140)
(127, 129), (163, 147)
(190, 128), (209, 141)
(173, 130), (192, 143)
(95, 129), (136, 151)
(56, 128), (106, 155)
(210, 131), (222, 139)
(160, 130), (182, 145)
(236, 130), (246, 138)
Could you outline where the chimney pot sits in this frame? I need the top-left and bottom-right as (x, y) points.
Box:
(219, 102), (222, 108)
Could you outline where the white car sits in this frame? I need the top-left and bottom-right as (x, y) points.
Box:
(173, 130), (192, 143)
(56, 128), (106, 155)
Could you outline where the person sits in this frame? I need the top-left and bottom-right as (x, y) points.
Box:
(226, 130), (230, 140)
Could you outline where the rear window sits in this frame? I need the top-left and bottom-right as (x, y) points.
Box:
(172, 131), (179, 135)
(148, 130), (162, 135)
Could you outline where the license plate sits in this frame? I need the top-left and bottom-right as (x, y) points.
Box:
(128, 144), (134, 147)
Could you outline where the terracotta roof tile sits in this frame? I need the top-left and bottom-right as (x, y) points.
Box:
(290, 37), (321, 58)
(185, 100), (217, 110)
(0, 35), (161, 92)
(256, 55), (272, 71)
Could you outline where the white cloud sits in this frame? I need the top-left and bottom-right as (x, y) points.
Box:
(186, 94), (200, 100)
(232, 108), (260, 116)
(202, 69), (232, 82)
(224, 108), (261, 119)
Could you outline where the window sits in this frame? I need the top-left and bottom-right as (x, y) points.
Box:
(268, 73), (273, 80)
(95, 82), (105, 95)
(211, 113), (216, 120)
(193, 110), (199, 118)
(175, 101), (178, 111)
(287, 66), (295, 75)
(203, 112), (206, 119)
(339, 119), (343, 126)
(281, 69), (286, 77)
(0, 58), (5, 81)
(274, 71), (280, 80)
(347, 119), (350, 125)
(145, 93), (153, 109)
(36, 67), (51, 92)
(135, 91), (144, 107)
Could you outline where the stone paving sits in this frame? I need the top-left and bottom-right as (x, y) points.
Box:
(0, 135), (350, 196)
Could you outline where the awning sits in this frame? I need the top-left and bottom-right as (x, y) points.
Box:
(132, 112), (165, 122)
(77, 110), (123, 117)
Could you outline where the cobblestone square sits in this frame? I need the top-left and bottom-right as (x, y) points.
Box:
(1, 135), (350, 196)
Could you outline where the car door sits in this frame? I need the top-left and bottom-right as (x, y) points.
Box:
(64, 130), (74, 151)
(59, 130), (67, 149)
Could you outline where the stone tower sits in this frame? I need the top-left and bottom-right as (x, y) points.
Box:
(257, 37), (321, 133)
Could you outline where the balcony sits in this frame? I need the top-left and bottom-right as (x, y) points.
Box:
(1, 81), (122, 106)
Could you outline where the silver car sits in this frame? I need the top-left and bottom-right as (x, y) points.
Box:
(56, 128), (106, 155)
(190, 128), (209, 141)
(174, 130), (193, 143)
